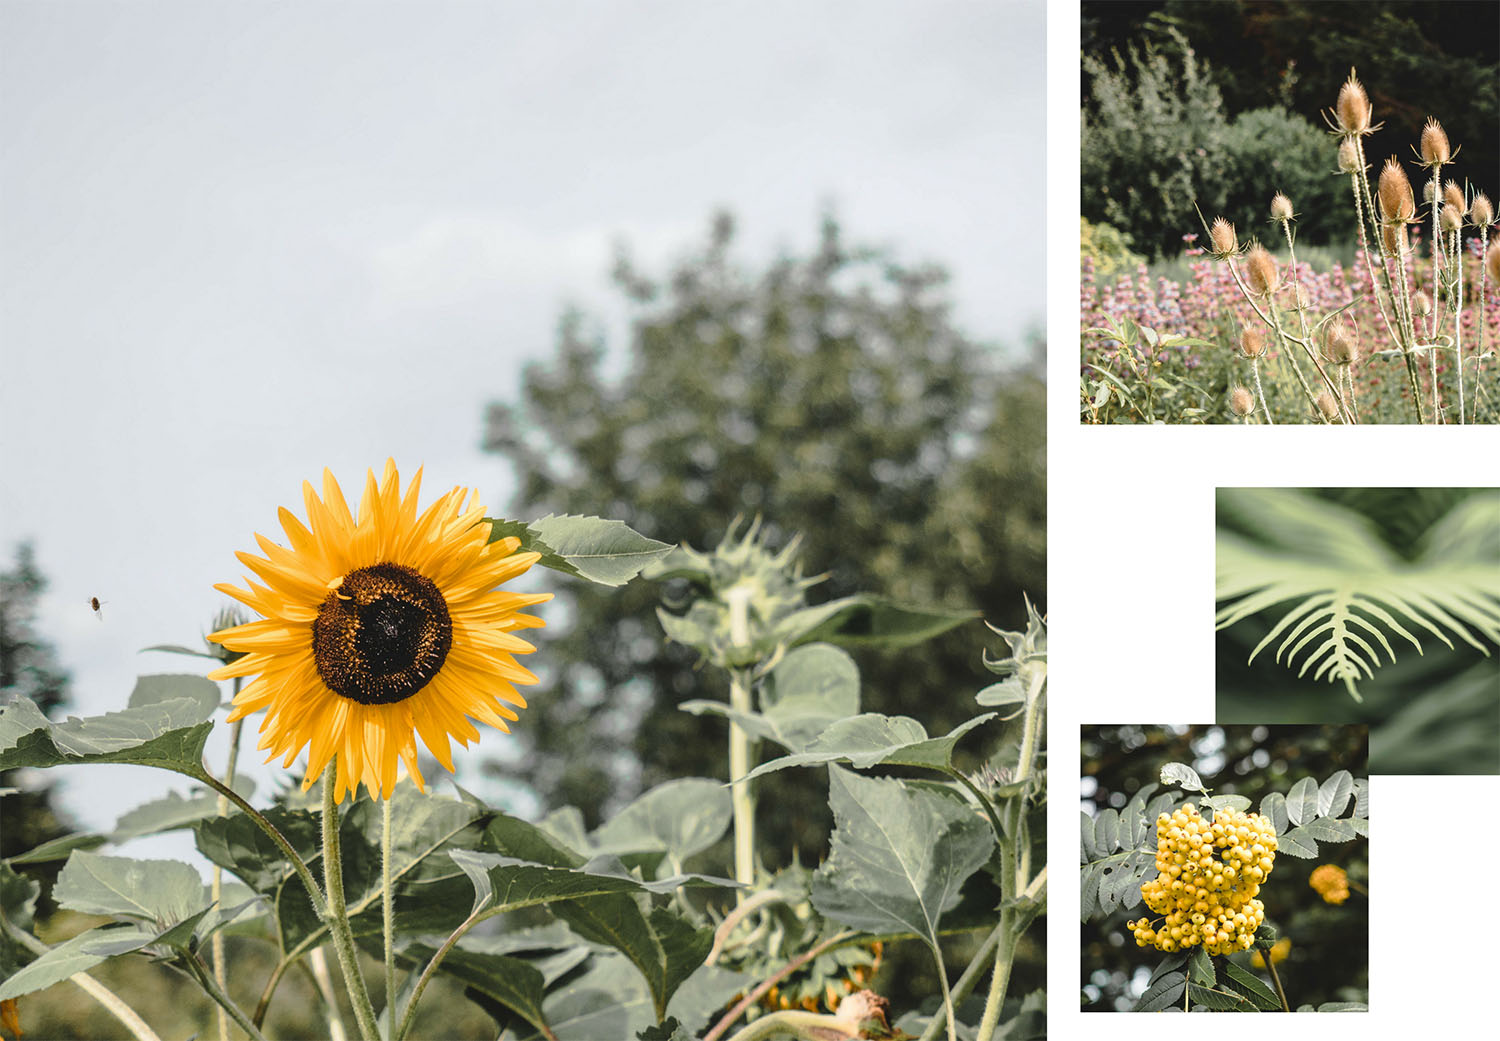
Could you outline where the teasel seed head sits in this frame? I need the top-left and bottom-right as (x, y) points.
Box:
(1245, 243), (1278, 296)
(1270, 193), (1294, 222)
(1316, 391), (1339, 421)
(1324, 321), (1358, 367)
(1381, 223), (1407, 257)
(1444, 180), (1465, 212)
(1334, 71), (1371, 136)
(1337, 139), (1360, 173)
(1294, 285), (1312, 311)
(1377, 158), (1415, 223)
(1209, 217), (1238, 257)
(1419, 117), (1451, 166)
(1470, 193), (1493, 228)
(1487, 240), (1500, 283)
(1441, 203), (1463, 233)
(1229, 386), (1256, 418)
(1239, 326), (1267, 359)
(1413, 290), (1432, 317)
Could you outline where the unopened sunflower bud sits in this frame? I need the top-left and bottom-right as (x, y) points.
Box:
(1488, 241), (1500, 283)
(1441, 203), (1463, 233)
(1335, 71), (1371, 135)
(1471, 193), (1494, 228)
(1316, 391), (1339, 420)
(1239, 326), (1267, 359)
(1245, 244), (1278, 296)
(1378, 158), (1415, 223)
(1337, 139), (1359, 173)
(1210, 217), (1238, 256)
(1420, 117), (1451, 166)
(1413, 290), (1433, 317)
(1325, 322), (1358, 366)
(1444, 181), (1465, 212)
(1270, 193), (1294, 222)
(1229, 386), (1256, 418)
(1382, 223), (1407, 257)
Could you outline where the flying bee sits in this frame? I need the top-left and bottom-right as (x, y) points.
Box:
(89, 596), (106, 620)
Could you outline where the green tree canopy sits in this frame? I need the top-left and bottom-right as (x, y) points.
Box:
(481, 213), (1045, 848)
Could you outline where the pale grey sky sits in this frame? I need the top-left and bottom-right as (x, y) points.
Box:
(1, 0), (1044, 859)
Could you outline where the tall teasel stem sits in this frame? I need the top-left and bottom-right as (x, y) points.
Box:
(1252, 360), (1273, 424)
(1353, 137), (1425, 421)
(1225, 257), (1322, 420)
(322, 781), (383, 1041)
(1476, 225), (1494, 421)
(1450, 219), (1465, 425)
(1427, 171), (1445, 419)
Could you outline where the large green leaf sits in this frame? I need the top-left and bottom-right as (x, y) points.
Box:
(6, 832), (109, 865)
(0, 930), (117, 1002)
(790, 594), (979, 649)
(529, 953), (654, 1041)
(448, 851), (734, 916)
(739, 712), (995, 783)
(0, 680), (216, 774)
(810, 767), (994, 955)
(489, 515), (673, 586)
(591, 779), (732, 862)
(0, 863), (41, 978)
(680, 642), (860, 754)
(401, 942), (550, 1037)
(54, 852), (208, 926)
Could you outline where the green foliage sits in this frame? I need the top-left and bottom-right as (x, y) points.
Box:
(1217, 488), (1500, 718)
(1079, 217), (1145, 278)
(481, 211), (1045, 839)
(487, 514), (674, 587)
(1218, 106), (1342, 245)
(1080, 315), (1216, 423)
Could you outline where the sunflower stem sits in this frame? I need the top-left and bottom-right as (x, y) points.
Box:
(381, 795), (396, 1040)
(322, 781), (383, 1041)
(195, 769), (326, 919)
(728, 666), (758, 895)
(211, 684), (244, 1041)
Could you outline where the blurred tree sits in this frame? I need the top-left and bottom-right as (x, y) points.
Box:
(481, 212), (1046, 854)
(0, 542), (73, 868)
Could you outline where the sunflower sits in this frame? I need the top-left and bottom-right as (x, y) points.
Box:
(208, 460), (549, 802)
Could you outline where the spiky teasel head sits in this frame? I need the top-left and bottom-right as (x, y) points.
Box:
(1228, 386), (1256, 418)
(1381, 223), (1408, 257)
(1238, 326), (1267, 359)
(1471, 193), (1494, 229)
(1337, 139), (1361, 173)
(1244, 243), (1278, 296)
(1324, 320), (1359, 367)
(1208, 217), (1239, 258)
(1441, 203), (1463, 233)
(1316, 391), (1339, 421)
(1487, 240), (1500, 283)
(1377, 158), (1415, 223)
(1418, 117), (1451, 167)
(1443, 180), (1465, 212)
(1330, 70), (1372, 136)
(1269, 193), (1294, 223)
(1413, 290), (1433, 317)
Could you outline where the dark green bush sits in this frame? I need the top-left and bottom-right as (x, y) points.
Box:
(1219, 107), (1344, 250)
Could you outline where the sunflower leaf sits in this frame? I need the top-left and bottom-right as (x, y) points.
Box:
(399, 942), (551, 1037)
(112, 775), (257, 841)
(54, 851), (208, 926)
(811, 767), (994, 959)
(590, 778), (732, 861)
(0, 689), (215, 775)
(6, 832), (110, 865)
(784, 593), (979, 650)
(738, 712), (996, 783)
(490, 515), (674, 587)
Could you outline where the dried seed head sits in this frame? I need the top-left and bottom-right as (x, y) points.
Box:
(1270, 193), (1294, 222)
(1423, 180), (1437, 203)
(1413, 290), (1433, 317)
(1444, 180), (1465, 212)
(1316, 391), (1339, 420)
(1488, 240), (1500, 283)
(1239, 326), (1267, 359)
(1470, 193), (1493, 228)
(1441, 203), (1463, 233)
(1325, 321), (1358, 366)
(1229, 386), (1256, 417)
(1377, 158), (1415, 223)
(1245, 244), (1278, 296)
(1381, 223), (1407, 257)
(1335, 71), (1371, 135)
(1337, 139), (1360, 173)
(1210, 217), (1238, 256)
(1419, 118), (1451, 165)
(1294, 285), (1311, 310)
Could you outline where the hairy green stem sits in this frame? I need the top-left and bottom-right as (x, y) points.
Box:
(917, 920), (1004, 1041)
(381, 796), (396, 1039)
(196, 769), (326, 919)
(322, 782), (382, 1041)
(728, 666), (757, 893)
(186, 953), (269, 1041)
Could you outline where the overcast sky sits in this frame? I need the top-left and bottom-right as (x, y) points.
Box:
(1, 0), (1045, 856)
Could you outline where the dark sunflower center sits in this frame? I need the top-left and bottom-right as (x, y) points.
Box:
(312, 563), (452, 705)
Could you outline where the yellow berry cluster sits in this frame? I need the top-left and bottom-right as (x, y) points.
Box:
(1128, 803), (1278, 956)
(1309, 864), (1350, 905)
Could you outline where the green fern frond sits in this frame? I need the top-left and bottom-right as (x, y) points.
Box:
(1216, 489), (1500, 701)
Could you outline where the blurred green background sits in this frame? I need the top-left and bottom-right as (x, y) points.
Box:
(1080, 724), (1368, 1012)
